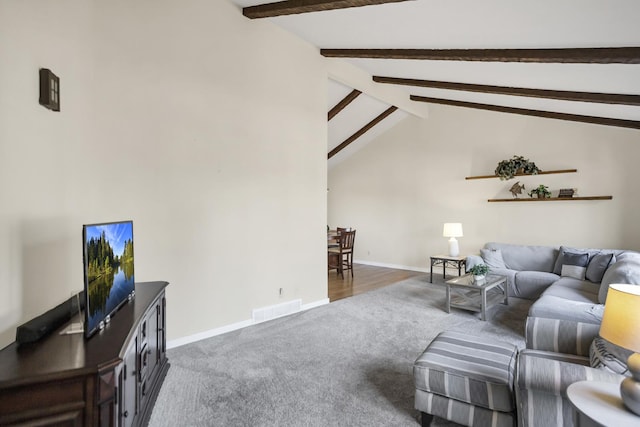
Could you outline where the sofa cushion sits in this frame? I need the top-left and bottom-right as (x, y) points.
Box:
(513, 271), (559, 299)
(528, 294), (603, 324)
(414, 391), (516, 427)
(559, 251), (589, 280)
(541, 277), (600, 303)
(544, 276), (600, 294)
(485, 242), (557, 272)
(598, 259), (640, 303)
(480, 248), (507, 269)
(586, 253), (615, 283)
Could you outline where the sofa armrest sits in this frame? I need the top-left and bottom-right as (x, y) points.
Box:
(517, 349), (621, 397)
(525, 316), (600, 357)
(516, 349), (623, 427)
(465, 254), (483, 272)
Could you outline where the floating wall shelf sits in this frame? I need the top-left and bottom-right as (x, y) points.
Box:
(465, 169), (577, 180)
(488, 196), (612, 203)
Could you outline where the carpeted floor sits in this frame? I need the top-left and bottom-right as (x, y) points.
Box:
(149, 275), (531, 427)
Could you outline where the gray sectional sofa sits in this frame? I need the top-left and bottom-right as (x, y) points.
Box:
(467, 242), (640, 331)
(466, 242), (640, 427)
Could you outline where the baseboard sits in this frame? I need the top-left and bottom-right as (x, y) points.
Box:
(354, 260), (429, 273)
(166, 319), (254, 349)
(167, 297), (330, 349)
(302, 298), (329, 310)
(252, 299), (302, 323)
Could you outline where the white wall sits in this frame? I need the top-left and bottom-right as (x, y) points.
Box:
(328, 104), (640, 271)
(0, 0), (328, 348)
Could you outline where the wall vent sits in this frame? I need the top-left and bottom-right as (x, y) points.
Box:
(252, 299), (302, 323)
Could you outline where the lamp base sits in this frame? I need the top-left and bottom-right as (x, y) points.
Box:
(622, 353), (640, 416)
(448, 237), (459, 257)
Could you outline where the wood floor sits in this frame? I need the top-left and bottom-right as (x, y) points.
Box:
(328, 263), (426, 302)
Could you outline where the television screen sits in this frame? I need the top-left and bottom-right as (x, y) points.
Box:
(83, 220), (135, 338)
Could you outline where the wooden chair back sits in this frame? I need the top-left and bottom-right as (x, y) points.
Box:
(339, 230), (355, 252)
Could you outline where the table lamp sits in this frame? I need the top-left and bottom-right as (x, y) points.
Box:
(442, 223), (463, 257)
(599, 284), (640, 416)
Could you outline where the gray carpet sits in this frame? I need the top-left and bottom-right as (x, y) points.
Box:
(149, 275), (531, 427)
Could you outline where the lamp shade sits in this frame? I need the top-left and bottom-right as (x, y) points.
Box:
(443, 223), (463, 238)
(599, 284), (640, 353)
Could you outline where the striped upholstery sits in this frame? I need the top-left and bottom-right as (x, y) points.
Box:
(590, 336), (632, 375)
(516, 349), (623, 427)
(416, 389), (516, 427)
(525, 317), (600, 357)
(414, 331), (518, 418)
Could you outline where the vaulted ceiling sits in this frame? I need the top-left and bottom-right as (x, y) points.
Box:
(230, 0), (640, 165)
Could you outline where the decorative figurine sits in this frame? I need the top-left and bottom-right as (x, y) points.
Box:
(509, 181), (525, 198)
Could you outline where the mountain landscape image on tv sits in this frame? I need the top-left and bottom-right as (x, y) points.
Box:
(83, 220), (135, 337)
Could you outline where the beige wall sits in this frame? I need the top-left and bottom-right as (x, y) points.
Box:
(328, 104), (640, 271)
(0, 0), (328, 348)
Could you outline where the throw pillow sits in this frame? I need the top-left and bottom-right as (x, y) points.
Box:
(553, 246), (593, 275)
(560, 251), (589, 280)
(480, 248), (507, 270)
(585, 253), (615, 283)
(590, 336), (632, 376)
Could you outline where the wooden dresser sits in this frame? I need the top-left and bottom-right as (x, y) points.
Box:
(0, 281), (169, 427)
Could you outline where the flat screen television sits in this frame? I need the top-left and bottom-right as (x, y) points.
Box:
(82, 220), (135, 338)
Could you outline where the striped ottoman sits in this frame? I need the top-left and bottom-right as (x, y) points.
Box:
(413, 331), (518, 427)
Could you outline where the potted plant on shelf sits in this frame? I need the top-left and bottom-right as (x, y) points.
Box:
(469, 264), (489, 282)
(495, 155), (541, 181)
(528, 184), (552, 199)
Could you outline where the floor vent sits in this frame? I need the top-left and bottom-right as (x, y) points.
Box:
(252, 299), (302, 324)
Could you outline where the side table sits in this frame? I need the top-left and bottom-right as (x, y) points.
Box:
(567, 380), (639, 427)
(430, 254), (466, 283)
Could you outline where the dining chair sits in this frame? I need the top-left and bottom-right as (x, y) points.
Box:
(328, 227), (350, 248)
(327, 229), (340, 249)
(328, 229), (356, 278)
(330, 227), (351, 250)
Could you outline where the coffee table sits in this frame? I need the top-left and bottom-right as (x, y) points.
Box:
(444, 274), (508, 321)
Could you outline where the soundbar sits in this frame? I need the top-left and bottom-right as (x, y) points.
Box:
(16, 291), (85, 345)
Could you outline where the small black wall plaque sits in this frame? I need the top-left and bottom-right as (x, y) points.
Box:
(39, 68), (60, 111)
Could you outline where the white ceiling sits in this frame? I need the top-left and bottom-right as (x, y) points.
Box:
(230, 0), (640, 163)
(327, 79), (409, 168)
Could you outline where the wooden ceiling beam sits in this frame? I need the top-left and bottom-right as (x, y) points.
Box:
(373, 76), (640, 106)
(322, 47), (640, 63)
(243, 0), (411, 19)
(410, 95), (640, 130)
(328, 106), (398, 159)
(328, 89), (362, 121)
